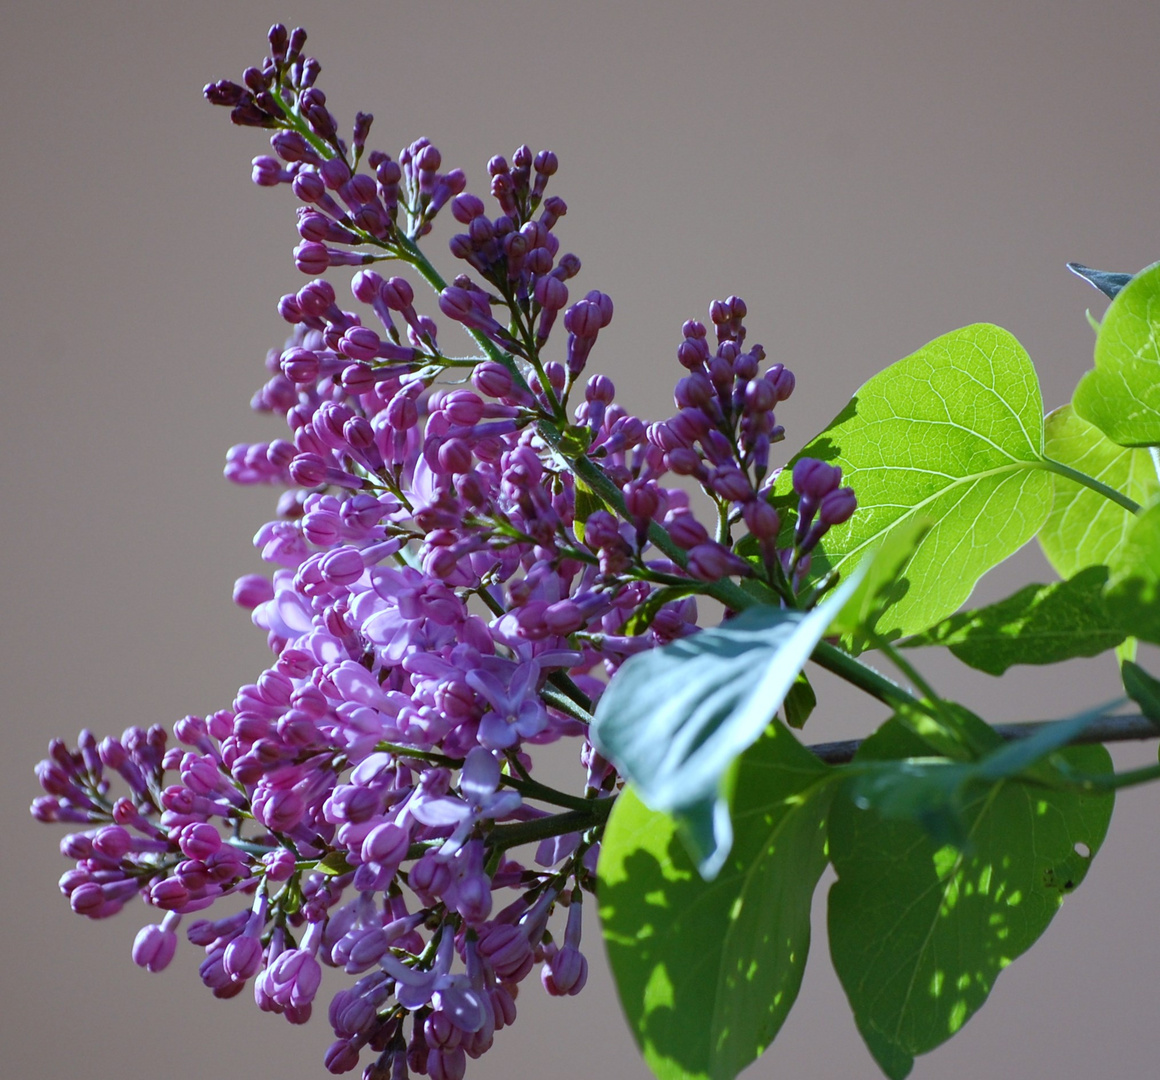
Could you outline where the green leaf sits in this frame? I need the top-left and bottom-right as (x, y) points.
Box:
(1073, 261), (1160, 447)
(1038, 405), (1159, 578)
(900, 565), (1125, 674)
(774, 324), (1053, 638)
(590, 577), (858, 878)
(1122, 661), (1160, 724)
(598, 723), (835, 1080)
(571, 476), (604, 545)
(829, 723), (1114, 1079)
(618, 585), (701, 636)
(1105, 498), (1160, 644)
(316, 850), (354, 876)
(830, 516), (933, 653)
(783, 671), (817, 729)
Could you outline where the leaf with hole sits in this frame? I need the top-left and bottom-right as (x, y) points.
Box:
(828, 723), (1114, 1079)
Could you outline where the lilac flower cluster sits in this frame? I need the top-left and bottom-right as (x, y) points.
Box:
(34, 23), (856, 1080)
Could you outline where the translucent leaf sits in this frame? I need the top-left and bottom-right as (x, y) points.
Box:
(598, 723), (835, 1080)
(1073, 262), (1160, 447)
(900, 565), (1126, 674)
(774, 324), (1053, 638)
(590, 578), (858, 878)
(830, 516), (933, 653)
(1105, 498), (1160, 644)
(828, 723), (1114, 1079)
(1039, 405), (1159, 578)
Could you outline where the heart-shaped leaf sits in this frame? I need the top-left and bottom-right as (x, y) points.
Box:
(1038, 405), (1159, 579)
(829, 723), (1114, 1079)
(598, 723), (835, 1080)
(773, 324), (1053, 638)
(1073, 261), (1160, 447)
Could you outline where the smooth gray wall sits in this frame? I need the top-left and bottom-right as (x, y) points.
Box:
(4, 2), (1159, 1078)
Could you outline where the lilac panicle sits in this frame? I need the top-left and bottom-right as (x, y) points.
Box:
(34, 21), (859, 1080)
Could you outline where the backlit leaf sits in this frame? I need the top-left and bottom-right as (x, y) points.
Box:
(1073, 261), (1160, 447)
(774, 324), (1053, 638)
(1038, 405), (1159, 578)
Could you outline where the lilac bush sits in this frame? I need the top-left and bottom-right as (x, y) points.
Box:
(32, 23), (854, 1080)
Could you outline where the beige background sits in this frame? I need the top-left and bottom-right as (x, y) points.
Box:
(4, 1), (1160, 1077)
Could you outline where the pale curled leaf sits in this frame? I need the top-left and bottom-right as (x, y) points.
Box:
(591, 576), (859, 878)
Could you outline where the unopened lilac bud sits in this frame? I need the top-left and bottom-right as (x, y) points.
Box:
(742, 499), (781, 540)
(623, 480), (660, 521)
(819, 486), (857, 526)
(563, 301), (602, 339)
(792, 458), (842, 500)
(321, 547), (365, 586)
(451, 192), (485, 224)
(295, 242), (331, 275)
(341, 326), (381, 361)
(534, 275), (569, 311)
(204, 80), (247, 107)
(428, 1048), (466, 1080)
(770, 364), (798, 401)
(224, 934), (264, 981)
(381, 277), (414, 311)
(472, 362), (512, 399)
(744, 377), (777, 414)
(665, 511), (710, 550)
(133, 922), (179, 973)
(686, 542), (745, 582)
(293, 169), (328, 204)
(708, 467), (753, 503)
(325, 1038), (361, 1074)
(674, 372), (714, 410)
(437, 438), (473, 474)
(585, 374), (615, 404)
(252, 156), (289, 186)
(664, 447), (702, 476)
(281, 348), (320, 383)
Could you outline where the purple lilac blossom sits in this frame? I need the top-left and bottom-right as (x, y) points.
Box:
(32, 21), (856, 1079)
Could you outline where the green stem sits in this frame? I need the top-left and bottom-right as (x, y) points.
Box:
(489, 801), (613, 853)
(541, 679), (595, 724)
(1049, 760), (1160, 793)
(499, 773), (599, 813)
(810, 640), (922, 710)
(1042, 457), (1141, 514)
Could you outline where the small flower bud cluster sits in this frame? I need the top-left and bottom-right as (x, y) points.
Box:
(36, 22), (859, 1080)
